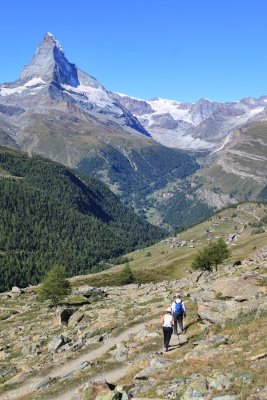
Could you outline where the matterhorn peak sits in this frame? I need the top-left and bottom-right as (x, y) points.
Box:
(44, 32), (64, 53)
(19, 32), (79, 87)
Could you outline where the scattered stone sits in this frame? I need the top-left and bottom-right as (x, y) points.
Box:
(60, 361), (90, 381)
(11, 286), (21, 294)
(248, 352), (267, 362)
(68, 311), (84, 327)
(47, 335), (71, 353)
(207, 372), (232, 391)
(73, 286), (107, 299)
(0, 365), (17, 379)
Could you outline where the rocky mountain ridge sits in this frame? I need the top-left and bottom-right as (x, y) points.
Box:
(115, 93), (267, 151)
(0, 33), (148, 137)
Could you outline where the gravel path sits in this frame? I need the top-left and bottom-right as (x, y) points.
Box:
(1, 321), (148, 400)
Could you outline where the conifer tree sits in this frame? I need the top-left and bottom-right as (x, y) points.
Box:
(192, 238), (230, 272)
(118, 263), (135, 285)
(38, 265), (71, 305)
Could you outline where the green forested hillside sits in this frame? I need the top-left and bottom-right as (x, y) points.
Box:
(0, 147), (164, 292)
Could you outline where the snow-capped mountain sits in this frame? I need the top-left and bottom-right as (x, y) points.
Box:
(0, 32), (149, 137)
(114, 93), (267, 150)
(1, 32), (267, 231)
(0, 33), (198, 218)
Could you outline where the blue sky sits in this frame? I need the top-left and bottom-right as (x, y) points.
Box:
(1, 0), (267, 102)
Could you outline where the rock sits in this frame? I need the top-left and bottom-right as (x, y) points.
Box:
(0, 365), (17, 379)
(21, 343), (41, 356)
(205, 335), (229, 345)
(233, 296), (248, 302)
(207, 372), (232, 391)
(134, 367), (154, 380)
(52, 308), (75, 326)
(211, 276), (260, 298)
(181, 376), (208, 399)
(68, 311), (84, 327)
(47, 335), (71, 353)
(109, 343), (128, 361)
(255, 302), (267, 318)
(60, 361), (90, 381)
(11, 286), (21, 294)
(197, 302), (225, 323)
(247, 352), (267, 361)
(37, 376), (57, 389)
(73, 286), (107, 299)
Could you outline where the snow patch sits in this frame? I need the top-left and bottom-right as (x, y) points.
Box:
(46, 32), (64, 53)
(114, 92), (144, 101)
(147, 98), (193, 124)
(63, 84), (122, 112)
(0, 78), (46, 96)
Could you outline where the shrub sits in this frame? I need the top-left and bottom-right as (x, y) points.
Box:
(113, 255), (132, 265)
(37, 265), (71, 305)
(118, 264), (135, 285)
(192, 238), (230, 272)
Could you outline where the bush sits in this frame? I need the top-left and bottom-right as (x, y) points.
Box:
(113, 255), (133, 265)
(192, 238), (230, 272)
(37, 265), (71, 305)
(118, 264), (135, 285)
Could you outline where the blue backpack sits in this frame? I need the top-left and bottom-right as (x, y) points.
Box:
(174, 301), (183, 317)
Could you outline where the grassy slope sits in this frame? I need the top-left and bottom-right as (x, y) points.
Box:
(72, 202), (267, 287)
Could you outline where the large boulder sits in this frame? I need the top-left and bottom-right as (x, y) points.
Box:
(72, 286), (107, 299)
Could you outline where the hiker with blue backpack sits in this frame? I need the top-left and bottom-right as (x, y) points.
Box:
(171, 294), (186, 337)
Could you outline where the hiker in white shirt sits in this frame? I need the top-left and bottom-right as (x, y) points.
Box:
(171, 294), (186, 336)
(160, 306), (174, 352)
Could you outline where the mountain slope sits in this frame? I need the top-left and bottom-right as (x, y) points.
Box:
(0, 146), (164, 292)
(0, 33), (199, 218)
